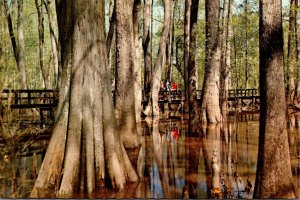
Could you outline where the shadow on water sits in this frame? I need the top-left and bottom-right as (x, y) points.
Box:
(0, 113), (300, 198)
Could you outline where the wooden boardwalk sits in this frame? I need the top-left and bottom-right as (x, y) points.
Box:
(142, 89), (260, 116)
(0, 89), (260, 122)
(0, 89), (58, 124)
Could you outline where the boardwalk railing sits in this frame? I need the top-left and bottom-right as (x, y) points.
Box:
(1, 89), (59, 123)
(1, 89), (260, 121)
(142, 90), (183, 102)
(196, 88), (259, 99)
(1, 89), (59, 108)
(141, 89), (260, 117)
(143, 89), (259, 102)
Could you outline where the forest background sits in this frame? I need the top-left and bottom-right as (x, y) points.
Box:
(0, 0), (293, 91)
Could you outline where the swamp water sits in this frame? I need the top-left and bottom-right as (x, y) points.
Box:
(0, 114), (299, 198)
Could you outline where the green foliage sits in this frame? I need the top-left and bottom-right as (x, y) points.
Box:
(231, 4), (259, 89)
(0, 0), (58, 89)
(0, 0), (295, 91)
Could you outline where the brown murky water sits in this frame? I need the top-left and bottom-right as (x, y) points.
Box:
(0, 114), (300, 198)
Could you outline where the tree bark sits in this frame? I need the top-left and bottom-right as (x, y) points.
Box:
(35, 0), (50, 89)
(106, 0), (116, 87)
(43, 0), (60, 89)
(288, 0), (297, 101)
(220, 0), (227, 110)
(200, 0), (222, 123)
(143, 0), (152, 92)
(143, 0), (171, 116)
(188, 0), (201, 135)
(31, 1), (137, 197)
(253, 0), (296, 198)
(165, 0), (177, 83)
(220, 0), (233, 122)
(133, 0), (142, 125)
(184, 0), (191, 101)
(295, 0), (300, 79)
(115, 0), (140, 148)
(16, 0), (27, 89)
(175, 39), (184, 79)
(106, 3), (116, 57)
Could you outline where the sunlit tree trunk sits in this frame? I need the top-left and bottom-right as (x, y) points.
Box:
(165, 0), (177, 83)
(115, 0), (140, 148)
(143, 0), (152, 92)
(43, 0), (60, 89)
(30, 1), (137, 197)
(106, 3), (115, 57)
(143, 0), (171, 116)
(253, 0), (296, 198)
(200, 0), (221, 123)
(133, 0), (142, 125)
(188, 0), (201, 135)
(220, 0), (233, 122)
(226, 0), (233, 90)
(16, 0), (27, 89)
(165, 30), (171, 82)
(106, 1), (116, 85)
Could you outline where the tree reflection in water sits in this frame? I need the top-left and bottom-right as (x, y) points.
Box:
(0, 114), (300, 198)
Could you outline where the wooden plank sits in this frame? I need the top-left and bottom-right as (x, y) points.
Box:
(1, 89), (59, 93)
(5, 104), (56, 109)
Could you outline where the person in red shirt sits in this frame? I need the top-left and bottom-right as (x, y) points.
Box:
(173, 130), (179, 140)
(171, 82), (177, 91)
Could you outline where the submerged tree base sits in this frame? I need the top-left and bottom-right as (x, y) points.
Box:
(30, 1), (138, 197)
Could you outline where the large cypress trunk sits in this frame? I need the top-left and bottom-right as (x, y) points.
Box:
(253, 0), (296, 198)
(200, 0), (221, 123)
(114, 0), (140, 148)
(30, 1), (137, 197)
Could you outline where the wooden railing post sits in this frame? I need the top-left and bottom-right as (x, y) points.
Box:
(14, 91), (18, 105)
(28, 91), (31, 104)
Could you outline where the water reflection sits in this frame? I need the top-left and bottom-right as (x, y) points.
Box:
(0, 144), (45, 198)
(0, 114), (300, 198)
(288, 113), (300, 197)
